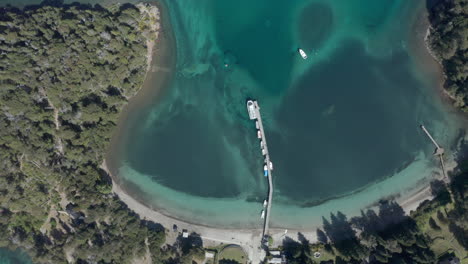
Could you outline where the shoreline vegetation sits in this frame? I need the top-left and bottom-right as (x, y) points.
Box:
(426, 0), (467, 111)
(0, 2), (203, 263)
(0, 1), (466, 264)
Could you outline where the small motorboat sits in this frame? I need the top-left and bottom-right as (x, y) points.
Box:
(247, 100), (257, 120)
(298, 48), (307, 59)
(260, 210), (265, 219)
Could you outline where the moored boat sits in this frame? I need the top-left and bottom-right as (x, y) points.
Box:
(298, 48), (307, 59)
(247, 100), (257, 120)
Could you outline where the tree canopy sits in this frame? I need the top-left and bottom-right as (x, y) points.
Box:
(428, 0), (468, 110)
(0, 1), (194, 263)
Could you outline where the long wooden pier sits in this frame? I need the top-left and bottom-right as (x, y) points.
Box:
(248, 100), (274, 241)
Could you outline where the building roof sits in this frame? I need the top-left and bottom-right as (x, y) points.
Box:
(268, 258), (283, 264)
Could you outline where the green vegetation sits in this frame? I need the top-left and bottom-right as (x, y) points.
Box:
(281, 170), (467, 264)
(217, 245), (247, 264)
(173, 233), (205, 264)
(203, 244), (245, 264)
(427, 0), (468, 110)
(0, 2), (202, 263)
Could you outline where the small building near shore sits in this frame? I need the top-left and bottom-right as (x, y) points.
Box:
(268, 250), (287, 264)
(205, 252), (215, 259)
(268, 257), (286, 264)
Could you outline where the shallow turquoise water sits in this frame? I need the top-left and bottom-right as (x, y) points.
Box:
(0, 249), (32, 264)
(114, 0), (465, 228)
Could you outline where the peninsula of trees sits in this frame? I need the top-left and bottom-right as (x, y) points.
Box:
(0, 2), (203, 263)
(427, 0), (468, 111)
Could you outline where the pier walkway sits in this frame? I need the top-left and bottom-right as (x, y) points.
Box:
(420, 124), (456, 204)
(420, 125), (446, 179)
(248, 100), (274, 241)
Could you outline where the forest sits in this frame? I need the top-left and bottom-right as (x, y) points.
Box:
(0, 1), (202, 263)
(427, 0), (468, 110)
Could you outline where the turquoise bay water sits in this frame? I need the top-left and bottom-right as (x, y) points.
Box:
(0, 248), (32, 264)
(113, 0), (465, 228)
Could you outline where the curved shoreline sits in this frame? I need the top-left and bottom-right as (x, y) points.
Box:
(104, 1), (459, 257)
(104, 157), (449, 264)
(105, 0), (176, 175)
(104, 161), (316, 262)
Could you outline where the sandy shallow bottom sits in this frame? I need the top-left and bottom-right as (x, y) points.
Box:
(112, 150), (455, 229)
(106, 157), (454, 263)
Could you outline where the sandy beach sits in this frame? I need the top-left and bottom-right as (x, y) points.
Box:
(102, 2), (459, 263)
(104, 157), (450, 264)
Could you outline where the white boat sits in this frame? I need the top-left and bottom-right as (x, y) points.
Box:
(260, 140), (264, 149)
(247, 100), (257, 120)
(263, 200), (268, 207)
(260, 210), (265, 219)
(298, 48), (307, 59)
(262, 149), (266, 156)
(255, 121), (259, 129)
(269, 161), (273, 170)
(263, 164), (268, 177)
(257, 130), (262, 139)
